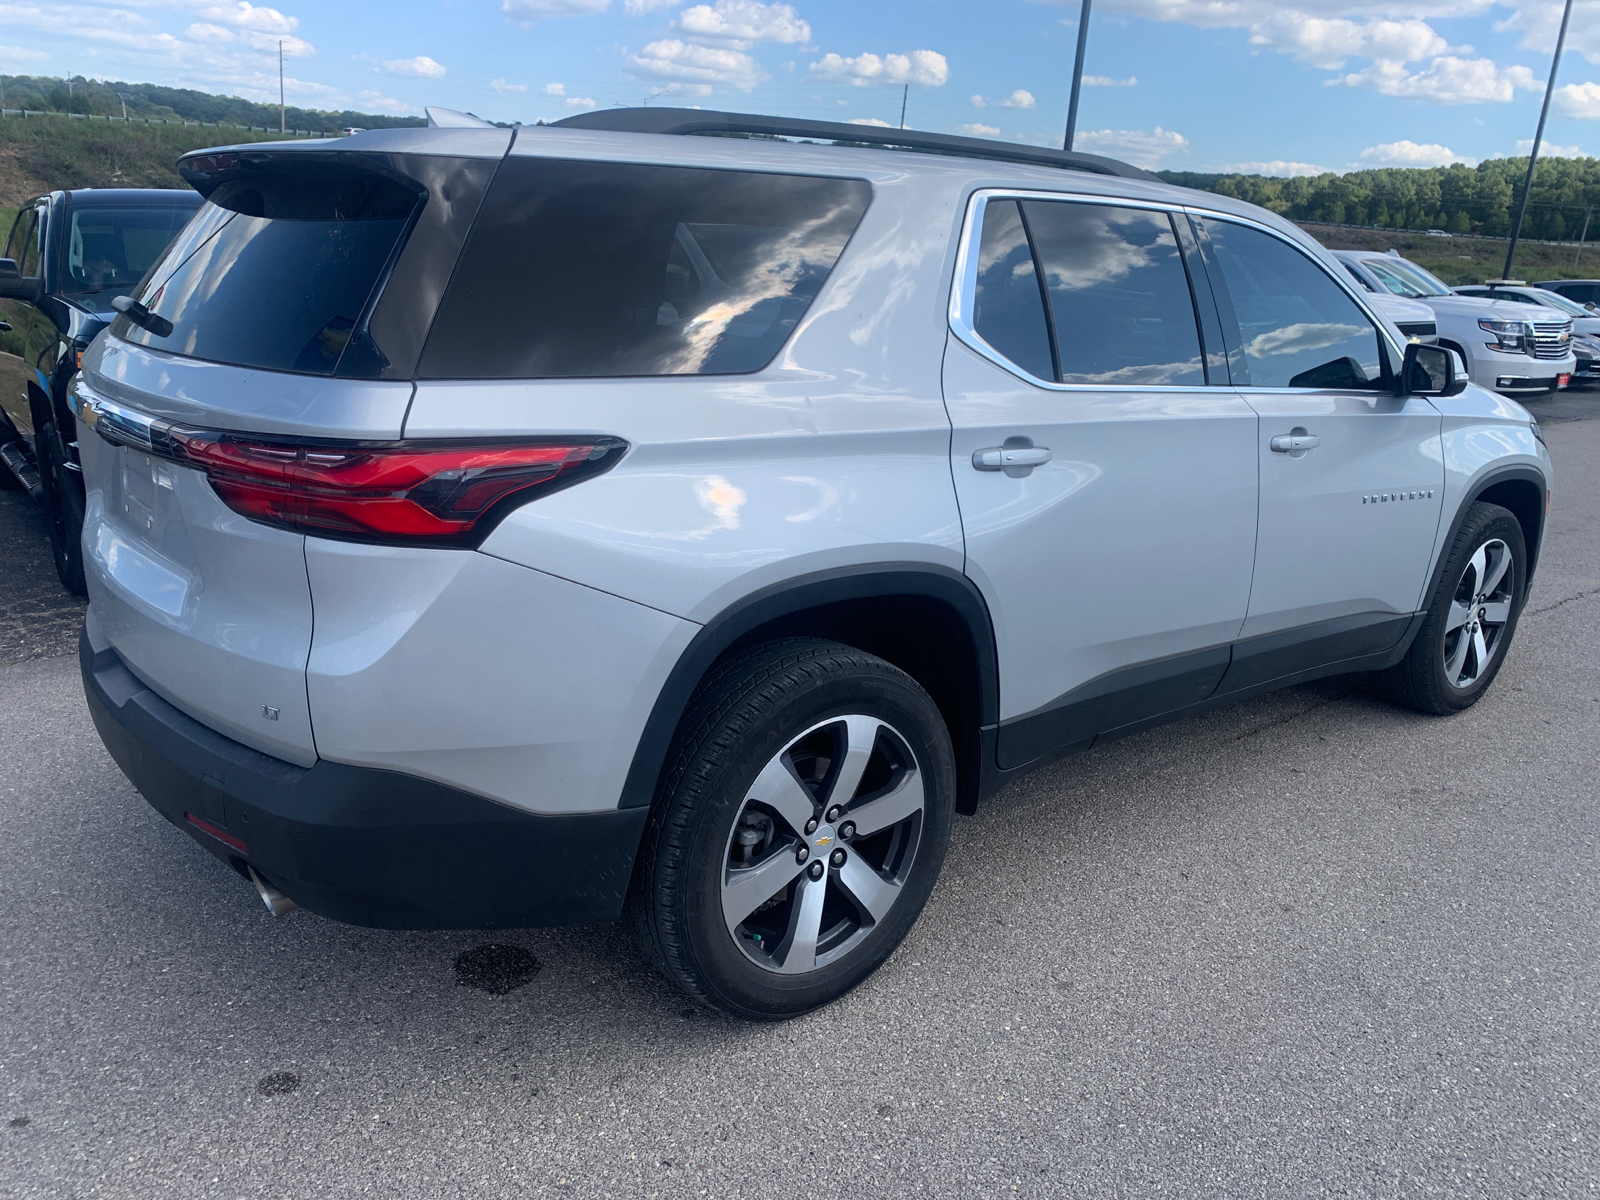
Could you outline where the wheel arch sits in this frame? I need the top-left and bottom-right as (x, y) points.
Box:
(1428, 466), (1547, 608)
(618, 564), (999, 816)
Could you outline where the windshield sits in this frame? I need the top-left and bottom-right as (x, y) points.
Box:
(66, 205), (197, 295)
(1365, 257), (1451, 298)
(1524, 289), (1591, 316)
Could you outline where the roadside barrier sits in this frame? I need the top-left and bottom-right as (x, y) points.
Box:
(0, 108), (328, 137)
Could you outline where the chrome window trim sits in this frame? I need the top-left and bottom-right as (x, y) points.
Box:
(948, 188), (1405, 392)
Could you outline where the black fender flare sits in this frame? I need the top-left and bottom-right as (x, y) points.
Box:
(1422, 465), (1548, 615)
(617, 563), (1000, 811)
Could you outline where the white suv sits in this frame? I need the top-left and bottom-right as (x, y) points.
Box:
(1334, 250), (1576, 395)
(74, 109), (1552, 1018)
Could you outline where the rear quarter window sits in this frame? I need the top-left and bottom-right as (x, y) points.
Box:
(417, 158), (871, 379)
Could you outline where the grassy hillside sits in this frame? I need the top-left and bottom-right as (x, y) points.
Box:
(1299, 224), (1597, 286)
(0, 115), (308, 206)
(0, 74), (425, 136)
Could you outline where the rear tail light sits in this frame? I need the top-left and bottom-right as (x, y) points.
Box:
(73, 385), (624, 547)
(170, 434), (624, 545)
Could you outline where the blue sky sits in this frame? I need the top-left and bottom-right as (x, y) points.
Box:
(1, 0), (1596, 174)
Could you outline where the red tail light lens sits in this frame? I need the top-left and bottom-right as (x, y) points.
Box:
(167, 434), (626, 547)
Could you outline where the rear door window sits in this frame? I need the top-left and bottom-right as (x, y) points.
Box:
(1021, 201), (1207, 387)
(113, 167), (420, 375)
(417, 158), (870, 379)
(1200, 219), (1386, 390)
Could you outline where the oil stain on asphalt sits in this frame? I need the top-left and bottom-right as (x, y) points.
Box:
(257, 1072), (301, 1096)
(453, 944), (542, 995)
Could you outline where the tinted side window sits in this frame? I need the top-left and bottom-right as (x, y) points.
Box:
(970, 199), (1054, 382)
(114, 168), (419, 376)
(5, 209), (40, 277)
(1203, 220), (1385, 390)
(419, 158), (871, 379)
(66, 205), (197, 295)
(1022, 201), (1205, 387)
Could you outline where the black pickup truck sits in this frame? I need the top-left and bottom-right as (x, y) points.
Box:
(1, 188), (202, 593)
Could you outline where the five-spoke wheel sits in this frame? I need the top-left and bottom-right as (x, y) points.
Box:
(628, 638), (954, 1020)
(722, 714), (925, 974)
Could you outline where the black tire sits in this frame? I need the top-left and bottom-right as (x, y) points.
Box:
(627, 637), (956, 1020)
(37, 416), (87, 596)
(1374, 501), (1526, 714)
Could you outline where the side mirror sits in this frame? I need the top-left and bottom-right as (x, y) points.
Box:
(1398, 341), (1468, 399)
(0, 258), (40, 301)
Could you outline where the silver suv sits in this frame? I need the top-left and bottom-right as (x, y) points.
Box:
(75, 109), (1552, 1019)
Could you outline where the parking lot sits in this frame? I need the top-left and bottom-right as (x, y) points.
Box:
(2, 393), (1596, 1199)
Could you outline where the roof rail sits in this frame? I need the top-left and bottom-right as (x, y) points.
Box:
(548, 107), (1159, 182)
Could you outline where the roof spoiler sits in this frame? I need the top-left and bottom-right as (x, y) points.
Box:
(549, 107), (1159, 182)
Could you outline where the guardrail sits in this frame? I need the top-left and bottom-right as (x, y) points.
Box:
(0, 109), (328, 137)
(1299, 219), (1586, 249)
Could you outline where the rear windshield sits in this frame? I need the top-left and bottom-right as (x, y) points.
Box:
(112, 167), (419, 375)
(417, 158), (871, 379)
(65, 205), (197, 296)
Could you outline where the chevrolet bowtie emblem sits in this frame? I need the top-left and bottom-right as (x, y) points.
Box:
(814, 836), (833, 846)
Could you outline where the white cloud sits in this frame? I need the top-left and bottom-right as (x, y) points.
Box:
(848, 116), (892, 126)
(1514, 138), (1586, 157)
(191, 2), (299, 34)
(565, 95), (597, 108)
(624, 0), (679, 10)
(675, 0), (809, 48)
(1492, 0), (1600, 69)
(627, 37), (766, 89)
(491, 78), (528, 93)
(969, 94), (986, 107)
(1220, 159), (1335, 176)
(503, 0), (610, 23)
(958, 121), (1002, 136)
(1555, 81), (1600, 119)
(1247, 14), (1453, 69)
(0, 43), (49, 64)
(999, 89), (1036, 107)
(1358, 139), (1474, 166)
(355, 89), (420, 115)
(544, 82), (567, 95)
(809, 49), (950, 87)
(1083, 74), (1137, 86)
(384, 55), (446, 78)
(1073, 125), (1189, 169)
(1332, 56), (1540, 103)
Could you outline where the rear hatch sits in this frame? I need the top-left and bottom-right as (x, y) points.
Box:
(75, 132), (508, 764)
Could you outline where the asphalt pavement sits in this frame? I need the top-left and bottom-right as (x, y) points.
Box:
(2, 394), (1598, 1199)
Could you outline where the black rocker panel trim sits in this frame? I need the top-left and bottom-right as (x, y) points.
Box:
(990, 610), (1424, 781)
(617, 564), (1000, 811)
(996, 645), (1230, 770)
(1216, 612), (1412, 696)
(82, 631), (647, 929)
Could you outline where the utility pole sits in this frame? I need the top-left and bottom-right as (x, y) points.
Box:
(1578, 205), (1594, 269)
(1062, 0), (1092, 151)
(279, 40), (286, 133)
(117, 91), (132, 119)
(1503, 0), (1573, 280)
(899, 84), (908, 130)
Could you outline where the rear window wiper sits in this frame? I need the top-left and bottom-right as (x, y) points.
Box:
(111, 295), (173, 339)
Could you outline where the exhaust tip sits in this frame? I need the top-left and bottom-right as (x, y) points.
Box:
(247, 866), (298, 918)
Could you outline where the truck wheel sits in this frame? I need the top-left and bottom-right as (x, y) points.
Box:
(1374, 502), (1526, 714)
(37, 417), (87, 596)
(627, 638), (955, 1020)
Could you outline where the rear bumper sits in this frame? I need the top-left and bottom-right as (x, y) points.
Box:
(81, 629), (648, 929)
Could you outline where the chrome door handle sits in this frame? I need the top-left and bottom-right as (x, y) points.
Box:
(972, 444), (1052, 472)
(1270, 432), (1321, 454)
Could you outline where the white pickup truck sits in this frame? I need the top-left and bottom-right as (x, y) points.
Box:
(1333, 250), (1574, 396)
